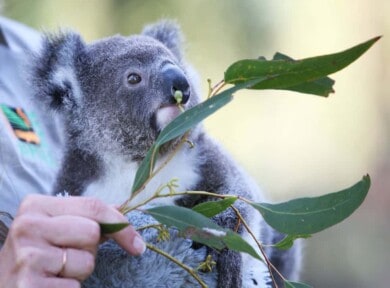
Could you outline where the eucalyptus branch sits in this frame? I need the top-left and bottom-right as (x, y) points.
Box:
(136, 223), (164, 232)
(230, 205), (285, 287)
(109, 37), (377, 288)
(146, 243), (208, 288)
(174, 191), (255, 206)
(119, 133), (191, 213)
(121, 180), (179, 214)
(123, 187), (258, 215)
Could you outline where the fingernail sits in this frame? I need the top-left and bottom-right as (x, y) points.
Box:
(133, 235), (146, 255)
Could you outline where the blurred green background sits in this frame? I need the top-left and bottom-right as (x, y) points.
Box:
(1, 0), (388, 287)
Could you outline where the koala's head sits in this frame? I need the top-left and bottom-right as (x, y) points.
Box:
(32, 21), (200, 161)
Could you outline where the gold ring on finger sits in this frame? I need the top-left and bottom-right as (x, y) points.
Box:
(58, 248), (68, 277)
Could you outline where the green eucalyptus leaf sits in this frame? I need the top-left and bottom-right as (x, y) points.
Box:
(131, 79), (260, 194)
(223, 230), (263, 261)
(272, 52), (335, 96)
(146, 205), (226, 250)
(273, 234), (311, 250)
(146, 205), (262, 260)
(192, 197), (238, 217)
(251, 175), (370, 235)
(280, 76), (335, 96)
(284, 280), (313, 288)
(155, 80), (259, 146)
(225, 36), (380, 96)
(131, 146), (157, 193)
(99, 222), (129, 234)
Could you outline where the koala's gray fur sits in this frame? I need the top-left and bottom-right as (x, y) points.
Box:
(31, 20), (301, 287)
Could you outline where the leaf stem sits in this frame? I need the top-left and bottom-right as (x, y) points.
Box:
(210, 80), (226, 97)
(146, 243), (208, 288)
(207, 79), (213, 98)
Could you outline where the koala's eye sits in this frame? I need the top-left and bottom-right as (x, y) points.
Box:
(127, 73), (142, 85)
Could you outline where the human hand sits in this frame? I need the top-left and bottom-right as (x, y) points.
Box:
(0, 195), (145, 288)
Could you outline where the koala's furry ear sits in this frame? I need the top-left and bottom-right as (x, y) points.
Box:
(142, 20), (183, 60)
(32, 31), (85, 111)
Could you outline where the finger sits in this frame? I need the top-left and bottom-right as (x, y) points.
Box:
(19, 195), (127, 224)
(18, 195), (146, 255)
(16, 274), (80, 288)
(57, 248), (95, 281)
(107, 224), (146, 256)
(44, 215), (100, 253)
(41, 278), (80, 288)
(14, 245), (94, 282)
(9, 215), (99, 255)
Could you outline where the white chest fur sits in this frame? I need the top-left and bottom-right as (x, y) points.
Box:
(83, 145), (200, 207)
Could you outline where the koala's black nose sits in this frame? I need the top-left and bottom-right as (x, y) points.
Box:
(162, 66), (190, 105)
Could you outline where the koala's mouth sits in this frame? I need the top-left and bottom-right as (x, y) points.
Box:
(155, 104), (183, 132)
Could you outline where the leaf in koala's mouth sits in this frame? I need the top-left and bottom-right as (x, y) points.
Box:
(156, 105), (183, 130)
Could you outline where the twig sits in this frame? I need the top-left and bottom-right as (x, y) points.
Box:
(210, 79), (226, 97)
(146, 243), (208, 288)
(230, 205), (284, 288)
(123, 190), (255, 214)
(136, 223), (163, 232)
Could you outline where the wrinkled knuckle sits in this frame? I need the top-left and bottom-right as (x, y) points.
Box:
(15, 247), (39, 269)
(18, 195), (39, 214)
(11, 215), (36, 239)
(83, 198), (106, 218)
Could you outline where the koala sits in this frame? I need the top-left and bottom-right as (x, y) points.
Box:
(31, 21), (301, 287)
